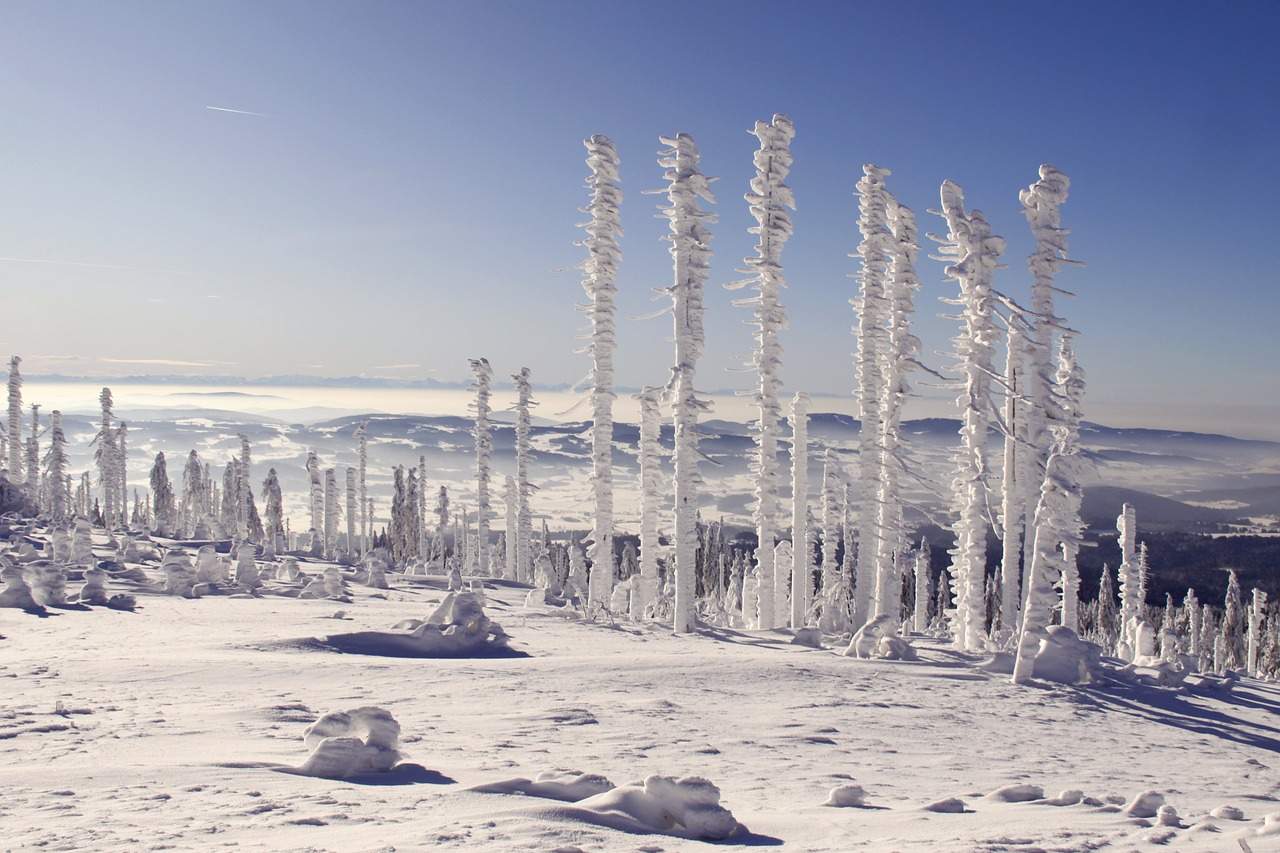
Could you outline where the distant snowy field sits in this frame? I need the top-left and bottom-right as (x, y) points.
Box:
(27, 382), (1280, 537)
(2, 545), (1278, 851)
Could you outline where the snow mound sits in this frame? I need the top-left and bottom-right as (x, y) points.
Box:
(986, 783), (1044, 803)
(791, 627), (823, 648)
(923, 797), (968, 813)
(823, 783), (866, 807)
(161, 550), (196, 597)
(234, 544), (261, 591)
(1123, 789), (1165, 818)
(1257, 811), (1280, 837)
(1041, 789), (1084, 806)
(24, 562), (67, 606)
(569, 775), (741, 840)
(471, 770), (615, 802)
(0, 563), (38, 609)
(78, 566), (109, 605)
(1210, 804), (1245, 820)
(311, 591), (511, 658)
(844, 615), (917, 660)
(296, 707), (402, 779)
(1030, 626), (1101, 684)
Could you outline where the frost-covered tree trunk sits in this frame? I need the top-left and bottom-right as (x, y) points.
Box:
(1012, 435), (1082, 684)
(912, 541), (931, 632)
(149, 452), (175, 536)
(323, 468), (338, 559)
(238, 434), (251, 539)
(1116, 502), (1140, 656)
(997, 326), (1024, 636)
(263, 468), (283, 557)
(789, 392), (809, 629)
(7, 356), (22, 482)
(356, 422), (368, 555)
(503, 475), (517, 580)
(936, 180), (1006, 652)
(306, 450), (323, 542)
(854, 165), (893, 629)
(470, 358), (494, 577)
(345, 467), (356, 558)
(659, 133), (715, 635)
(632, 387), (663, 621)
(1017, 166), (1072, 577)
(96, 388), (117, 530)
(115, 422), (128, 529)
(819, 447), (845, 632)
(44, 410), (69, 525)
(513, 367), (534, 585)
(874, 197), (922, 630)
(1247, 588), (1266, 676)
(25, 404), (40, 499)
(435, 485), (450, 572)
(726, 115), (795, 632)
(579, 134), (623, 609)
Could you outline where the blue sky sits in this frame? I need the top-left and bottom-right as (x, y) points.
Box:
(3, 1), (1278, 433)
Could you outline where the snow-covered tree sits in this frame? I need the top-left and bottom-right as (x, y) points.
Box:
(7, 356), (22, 482)
(115, 422), (128, 529)
(1012, 433), (1083, 683)
(1186, 587), (1202, 659)
(149, 452), (176, 536)
(95, 388), (117, 529)
(355, 422), (369, 555)
(503, 475), (517, 580)
(1096, 562), (1118, 647)
(1053, 334), (1087, 628)
(1116, 502), (1140, 655)
(220, 462), (238, 537)
(345, 467), (357, 557)
(181, 451), (205, 536)
(912, 539), (931, 632)
(238, 434), (251, 538)
(512, 367), (534, 584)
(632, 386), (663, 621)
(819, 447), (846, 632)
(853, 165), (893, 629)
(470, 358), (494, 577)
(1248, 588), (1267, 676)
(659, 132), (716, 634)
(262, 468), (283, 557)
(789, 392), (809, 629)
(1016, 165), (1073, 576)
(579, 134), (623, 609)
(25, 404), (39, 497)
(43, 410), (69, 525)
(874, 196), (922, 630)
(997, 327), (1025, 637)
(725, 115), (795, 632)
(323, 468), (338, 559)
(306, 450), (322, 544)
(1222, 569), (1245, 669)
(935, 180), (1006, 651)
(435, 485), (450, 571)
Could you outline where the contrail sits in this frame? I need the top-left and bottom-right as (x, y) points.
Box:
(206, 105), (267, 117)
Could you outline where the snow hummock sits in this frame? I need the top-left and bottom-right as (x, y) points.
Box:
(845, 615), (917, 660)
(296, 706), (402, 779)
(823, 783), (867, 807)
(471, 770), (615, 802)
(568, 774), (742, 840)
(1123, 789), (1165, 818)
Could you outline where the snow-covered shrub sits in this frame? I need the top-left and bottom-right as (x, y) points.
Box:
(845, 614), (917, 660)
(24, 562), (67, 607)
(161, 549), (196, 597)
(0, 562), (38, 609)
(78, 565), (108, 605)
(234, 543), (260, 591)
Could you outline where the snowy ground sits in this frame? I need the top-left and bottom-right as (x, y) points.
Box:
(3, 542), (1280, 851)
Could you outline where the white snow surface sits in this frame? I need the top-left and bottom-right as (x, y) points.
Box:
(2, 531), (1280, 850)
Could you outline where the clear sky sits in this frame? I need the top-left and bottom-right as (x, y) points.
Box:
(3, 1), (1278, 434)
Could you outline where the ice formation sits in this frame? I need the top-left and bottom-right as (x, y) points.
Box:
(296, 706), (402, 779)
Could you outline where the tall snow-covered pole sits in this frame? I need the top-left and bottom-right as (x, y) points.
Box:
(470, 358), (494, 576)
(632, 386), (663, 621)
(659, 133), (715, 635)
(238, 434), (251, 539)
(323, 468), (338, 559)
(7, 356), (22, 482)
(579, 134), (623, 609)
(789, 392), (810, 629)
(912, 541), (931, 632)
(513, 367), (534, 585)
(356, 422), (369, 555)
(818, 448), (845, 632)
(1116, 502), (1139, 655)
(96, 388), (116, 530)
(25, 404), (40, 497)
(874, 196), (922, 629)
(935, 180), (1006, 652)
(345, 467), (356, 558)
(727, 115), (795, 632)
(853, 165), (893, 629)
(116, 422), (129, 529)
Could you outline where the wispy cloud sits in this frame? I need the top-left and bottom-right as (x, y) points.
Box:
(0, 256), (191, 275)
(370, 363), (421, 371)
(99, 358), (238, 368)
(206, 105), (267, 117)
(33, 355), (84, 362)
